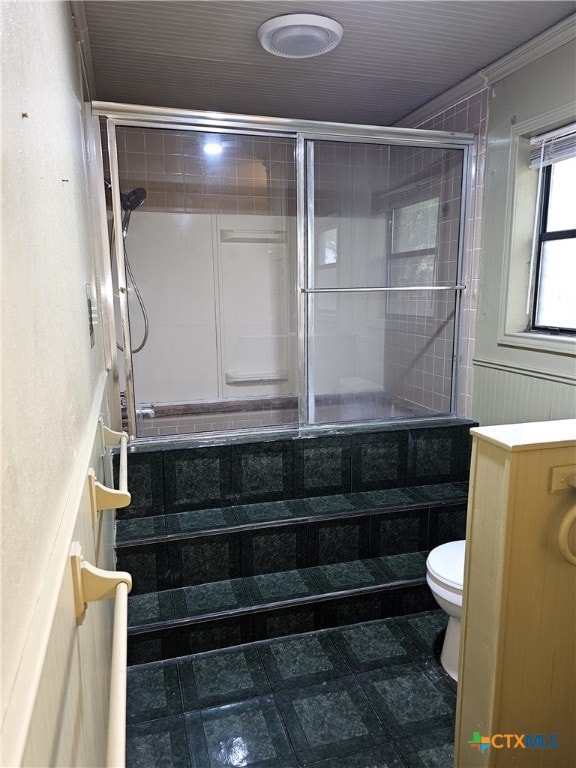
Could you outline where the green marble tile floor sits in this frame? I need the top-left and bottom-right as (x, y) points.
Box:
(126, 609), (457, 767)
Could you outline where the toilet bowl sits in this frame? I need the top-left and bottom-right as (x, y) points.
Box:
(426, 540), (466, 681)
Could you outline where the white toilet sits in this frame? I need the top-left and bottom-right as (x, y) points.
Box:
(426, 540), (466, 681)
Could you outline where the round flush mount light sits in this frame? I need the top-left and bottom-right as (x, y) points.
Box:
(257, 14), (343, 58)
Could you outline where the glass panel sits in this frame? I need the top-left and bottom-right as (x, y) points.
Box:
(309, 291), (456, 424)
(546, 157), (576, 232)
(308, 139), (463, 426)
(311, 142), (464, 289)
(535, 238), (576, 329)
(110, 126), (298, 437)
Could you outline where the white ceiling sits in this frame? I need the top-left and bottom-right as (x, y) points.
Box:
(81, 1), (576, 125)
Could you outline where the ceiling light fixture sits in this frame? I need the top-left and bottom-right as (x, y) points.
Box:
(257, 14), (343, 59)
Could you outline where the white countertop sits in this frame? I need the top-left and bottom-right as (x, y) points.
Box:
(471, 419), (576, 451)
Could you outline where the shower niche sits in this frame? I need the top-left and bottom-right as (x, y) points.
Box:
(99, 111), (472, 439)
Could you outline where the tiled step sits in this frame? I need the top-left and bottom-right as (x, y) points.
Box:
(115, 419), (476, 520)
(115, 483), (468, 596)
(127, 552), (437, 665)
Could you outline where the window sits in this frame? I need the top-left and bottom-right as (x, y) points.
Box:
(387, 197), (439, 316)
(392, 198), (439, 255)
(497, 111), (576, 356)
(317, 226), (338, 265)
(530, 126), (576, 336)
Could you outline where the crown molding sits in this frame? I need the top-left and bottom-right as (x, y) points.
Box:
(396, 14), (576, 128)
(483, 14), (576, 85)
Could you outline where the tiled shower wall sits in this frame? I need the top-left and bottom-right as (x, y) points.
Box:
(313, 141), (391, 218)
(383, 147), (464, 413)
(101, 123), (296, 216)
(408, 89), (490, 417)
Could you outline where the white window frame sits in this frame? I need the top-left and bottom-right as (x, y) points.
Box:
(498, 105), (576, 357)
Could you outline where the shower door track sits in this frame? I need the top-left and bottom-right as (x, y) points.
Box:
(93, 102), (475, 443)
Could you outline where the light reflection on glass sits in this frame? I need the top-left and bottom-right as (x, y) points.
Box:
(204, 141), (223, 156)
(216, 736), (249, 767)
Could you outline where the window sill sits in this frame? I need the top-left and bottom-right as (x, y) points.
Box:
(498, 329), (576, 357)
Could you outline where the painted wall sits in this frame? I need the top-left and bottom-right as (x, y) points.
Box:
(1, 2), (114, 764)
(473, 40), (576, 424)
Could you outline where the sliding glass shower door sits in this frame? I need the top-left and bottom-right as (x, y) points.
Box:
(305, 140), (465, 425)
(108, 124), (299, 438)
(100, 109), (470, 440)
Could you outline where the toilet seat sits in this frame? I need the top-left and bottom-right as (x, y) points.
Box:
(426, 540), (465, 590)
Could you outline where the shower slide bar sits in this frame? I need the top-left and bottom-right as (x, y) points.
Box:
(88, 422), (131, 525)
(70, 543), (132, 768)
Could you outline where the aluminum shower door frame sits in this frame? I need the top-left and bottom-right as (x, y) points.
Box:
(93, 102), (475, 443)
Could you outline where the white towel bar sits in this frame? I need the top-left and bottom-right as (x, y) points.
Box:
(70, 543), (132, 768)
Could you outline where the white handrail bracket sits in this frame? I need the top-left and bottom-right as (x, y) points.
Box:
(87, 469), (132, 525)
(100, 420), (127, 449)
(88, 422), (131, 525)
(70, 542), (132, 624)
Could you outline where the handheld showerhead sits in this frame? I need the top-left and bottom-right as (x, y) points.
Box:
(122, 187), (147, 211)
(121, 187), (147, 236)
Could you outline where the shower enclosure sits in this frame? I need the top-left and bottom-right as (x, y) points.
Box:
(95, 104), (473, 441)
